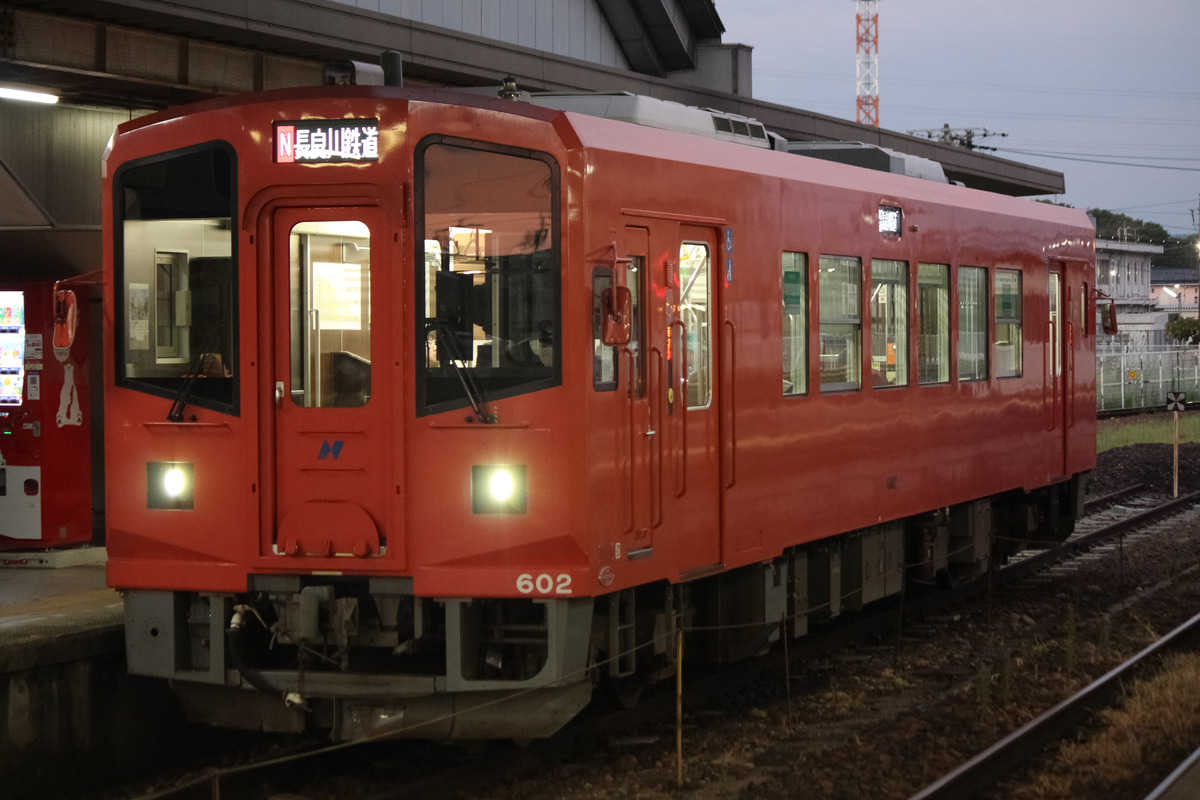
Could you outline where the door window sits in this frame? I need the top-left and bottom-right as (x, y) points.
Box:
(679, 242), (711, 409)
(782, 252), (808, 397)
(288, 220), (372, 408)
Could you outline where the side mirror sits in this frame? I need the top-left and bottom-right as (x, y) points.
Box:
(52, 289), (78, 351)
(1097, 297), (1118, 335)
(601, 286), (632, 346)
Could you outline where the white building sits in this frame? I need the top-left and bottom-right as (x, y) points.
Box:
(1096, 239), (1164, 348)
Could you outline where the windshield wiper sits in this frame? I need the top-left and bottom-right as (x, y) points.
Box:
(430, 321), (496, 424)
(167, 329), (219, 422)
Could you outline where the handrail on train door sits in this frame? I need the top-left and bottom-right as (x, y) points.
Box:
(1045, 319), (1057, 432)
(650, 347), (664, 529)
(723, 319), (737, 490)
(1066, 321), (1075, 429)
(620, 345), (636, 536)
(671, 319), (688, 498)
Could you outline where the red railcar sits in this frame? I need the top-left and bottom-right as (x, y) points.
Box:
(105, 85), (1096, 740)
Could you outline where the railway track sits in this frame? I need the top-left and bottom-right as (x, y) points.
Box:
(908, 609), (1200, 800)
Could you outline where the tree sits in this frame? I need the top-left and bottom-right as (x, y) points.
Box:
(1088, 208), (1171, 243)
(1165, 316), (1200, 345)
(1156, 234), (1200, 272)
(1087, 208), (1197, 273)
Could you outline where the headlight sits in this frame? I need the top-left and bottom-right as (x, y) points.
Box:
(472, 465), (527, 514)
(147, 462), (194, 510)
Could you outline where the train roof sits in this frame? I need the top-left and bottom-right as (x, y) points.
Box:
(112, 85), (1094, 238)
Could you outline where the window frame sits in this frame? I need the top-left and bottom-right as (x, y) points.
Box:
(917, 263), (951, 386)
(818, 254), (863, 393)
(112, 141), (239, 417)
(782, 251), (809, 397)
(957, 266), (989, 383)
(869, 259), (908, 389)
(994, 269), (1024, 379)
(413, 134), (562, 418)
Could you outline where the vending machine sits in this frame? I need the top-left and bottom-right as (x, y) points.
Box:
(0, 281), (92, 549)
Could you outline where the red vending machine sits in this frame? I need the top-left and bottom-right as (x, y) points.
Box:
(0, 281), (92, 549)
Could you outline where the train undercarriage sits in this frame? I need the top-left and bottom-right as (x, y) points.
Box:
(123, 473), (1087, 741)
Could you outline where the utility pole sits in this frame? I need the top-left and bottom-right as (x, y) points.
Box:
(855, 0), (880, 127)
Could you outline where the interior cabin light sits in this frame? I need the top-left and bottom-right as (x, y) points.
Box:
(472, 465), (527, 514)
(147, 462), (194, 510)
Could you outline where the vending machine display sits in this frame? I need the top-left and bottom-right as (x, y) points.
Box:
(0, 290), (25, 406)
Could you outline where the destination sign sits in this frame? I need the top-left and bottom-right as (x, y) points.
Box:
(274, 119), (379, 164)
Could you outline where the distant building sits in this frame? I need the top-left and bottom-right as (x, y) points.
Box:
(1095, 239), (1164, 348)
(1151, 266), (1199, 319)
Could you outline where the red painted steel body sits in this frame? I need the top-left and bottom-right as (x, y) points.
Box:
(102, 86), (1095, 739)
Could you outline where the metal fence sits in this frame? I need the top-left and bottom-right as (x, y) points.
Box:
(1097, 344), (1200, 412)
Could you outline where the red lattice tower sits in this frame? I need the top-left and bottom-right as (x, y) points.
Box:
(855, 0), (880, 127)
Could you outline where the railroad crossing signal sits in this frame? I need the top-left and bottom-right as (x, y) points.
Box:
(1167, 392), (1186, 412)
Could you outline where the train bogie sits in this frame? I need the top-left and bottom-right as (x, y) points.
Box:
(104, 85), (1096, 740)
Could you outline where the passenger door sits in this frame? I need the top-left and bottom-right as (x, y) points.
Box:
(621, 227), (656, 559)
(1050, 259), (1092, 478)
(268, 205), (396, 561)
(666, 224), (722, 574)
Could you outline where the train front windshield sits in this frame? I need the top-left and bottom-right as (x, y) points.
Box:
(114, 145), (237, 415)
(415, 137), (561, 417)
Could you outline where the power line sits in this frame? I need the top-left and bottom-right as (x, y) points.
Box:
(1114, 200), (1199, 210)
(752, 68), (1200, 102)
(995, 147), (1200, 172)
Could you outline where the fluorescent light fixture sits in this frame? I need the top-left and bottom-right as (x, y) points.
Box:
(1163, 286), (1178, 298)
(0, 85), (59, 104)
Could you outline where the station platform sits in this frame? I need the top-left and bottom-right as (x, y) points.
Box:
(0, 547), (121, 672)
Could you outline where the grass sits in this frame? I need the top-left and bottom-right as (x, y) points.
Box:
(1097, 414), (1200, 453)
(1009, 652), (1200, 799)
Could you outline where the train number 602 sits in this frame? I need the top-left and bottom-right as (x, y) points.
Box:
(516, 573), (572, 595)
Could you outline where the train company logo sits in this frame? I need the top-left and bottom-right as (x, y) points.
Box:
(318, 440), (345, 460)
(274, 119), (379, 164)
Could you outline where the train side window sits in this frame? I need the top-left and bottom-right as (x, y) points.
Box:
(592, 269), (617, 391)
(995, 270), (1023, 378)
(818, 255), (861, 393)
(114, 144), (238, 416)
(592, 262), (643, 394)
(870, 259), (907, 388)
(918, 264), (950, 385)
(958, 266), (989, 382)
(782, 252), (807, 396)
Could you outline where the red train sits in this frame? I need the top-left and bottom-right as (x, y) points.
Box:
(104, 84), (1097, 740)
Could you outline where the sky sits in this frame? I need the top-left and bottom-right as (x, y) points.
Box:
(715, 0), (1200, 240)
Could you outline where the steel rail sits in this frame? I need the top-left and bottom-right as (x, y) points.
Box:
(1004, 489), (1200, 583)
(1082, 482), (1145, 513)
(908, 610), (1200, 800)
